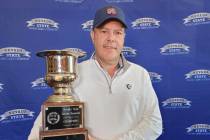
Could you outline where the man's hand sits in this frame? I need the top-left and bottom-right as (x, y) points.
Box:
(88, 135), (96, 140)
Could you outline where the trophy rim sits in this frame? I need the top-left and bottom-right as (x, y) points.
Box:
(36, 50), (86, 58)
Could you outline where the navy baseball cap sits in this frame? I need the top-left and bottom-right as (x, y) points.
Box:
(93, 5), (127, 29)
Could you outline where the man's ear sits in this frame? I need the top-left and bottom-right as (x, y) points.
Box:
(90, 30), (94, 43)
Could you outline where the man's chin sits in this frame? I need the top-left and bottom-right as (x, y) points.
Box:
(104, 55), (120, 62)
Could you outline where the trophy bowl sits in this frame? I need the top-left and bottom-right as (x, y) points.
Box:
(37, 50), (85, 102)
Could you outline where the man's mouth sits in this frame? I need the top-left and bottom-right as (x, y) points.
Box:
(103, 45), (117, 49)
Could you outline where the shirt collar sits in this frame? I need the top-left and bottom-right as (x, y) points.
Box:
(90, 52), (131, 74)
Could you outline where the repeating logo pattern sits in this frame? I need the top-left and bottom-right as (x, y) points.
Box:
(185, 69), (210, 81)
(0, 47), (31, 60)
(0, 109), (35, 123)
(27, 18), (59, 31)
(162, 98), (191, 108)
(131, 17), (160, 29)
(0, 82), (4, 92)
(160, 43), (190, 55)
(183, 12), (210, 26)
(63, 48), (87, 59)
(122, 46), (137, 57)
(31, 77), (49, 89)
(149, 72), (162, 83)
(186, 124), (210, 135)
(82, 20), (93, 31)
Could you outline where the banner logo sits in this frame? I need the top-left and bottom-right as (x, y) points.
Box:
(132, 17), (160, 29)
(0, 109), (34, 123)
(160, 43), (190, 55)
(0, 47), (31, 60)
(187, 124), (210, 135)
(82, 20), (93, 31)
(122, 46), (137, 57)
(106, 0), (133, 3)
(54, 0), (84, 3)
(31, 77), (49, 89)
(162, 98), (191, 108)
(149, 72), (162, 83)
(27, 18), (59, 31)
(185, 69), (210, 81)
(0, 82), (4, 92)
(63, 48), (87, 60)
(184, 12), (210, 26)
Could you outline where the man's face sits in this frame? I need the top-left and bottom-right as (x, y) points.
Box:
(91, 20), (125, 64)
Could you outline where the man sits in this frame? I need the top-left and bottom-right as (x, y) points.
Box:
(28, 5), (162, 140)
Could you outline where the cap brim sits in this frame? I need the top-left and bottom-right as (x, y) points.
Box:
(94, 17), (127, 28)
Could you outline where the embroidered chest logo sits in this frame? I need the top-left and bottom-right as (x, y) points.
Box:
(126, 84), (132, 90)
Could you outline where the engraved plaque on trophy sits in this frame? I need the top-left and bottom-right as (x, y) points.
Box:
(36, 50), (88, 140)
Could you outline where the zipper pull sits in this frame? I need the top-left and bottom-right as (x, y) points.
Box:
(109, 85), (112, 94)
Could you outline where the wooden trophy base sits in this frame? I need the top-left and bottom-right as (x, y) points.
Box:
(40, 128), (88, 140)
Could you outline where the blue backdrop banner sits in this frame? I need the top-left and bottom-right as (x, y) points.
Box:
(0, 0), (210, 140)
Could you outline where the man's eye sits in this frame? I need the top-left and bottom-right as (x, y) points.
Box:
(116, 32), (122, 35)
(101, 30), (107, 33)
(115, 31), (124, 36)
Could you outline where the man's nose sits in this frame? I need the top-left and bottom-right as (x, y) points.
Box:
(107, 31), (115, 41)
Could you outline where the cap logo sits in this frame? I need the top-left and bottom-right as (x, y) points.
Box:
(106, 8), (117, 15)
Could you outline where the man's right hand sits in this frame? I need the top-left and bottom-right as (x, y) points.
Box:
(88, 135), (96, 140)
